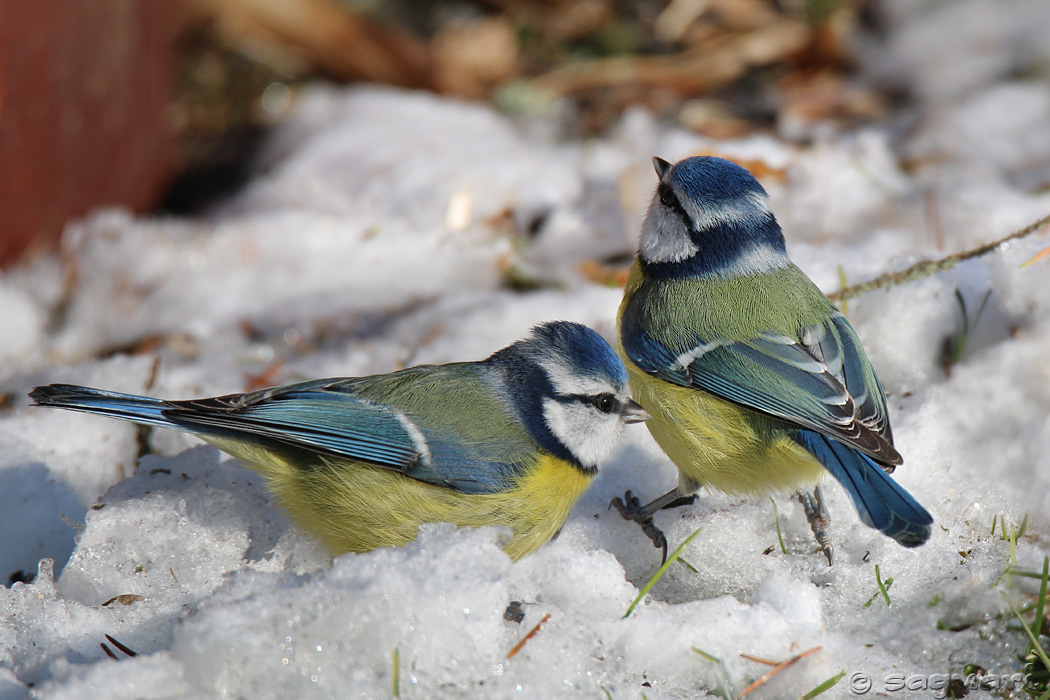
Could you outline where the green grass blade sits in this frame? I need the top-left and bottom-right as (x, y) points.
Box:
(392, 647), (400, 698)
(837, 264), (849, 317)
(691, 647), (733, 700)
(692, 646), (720, 663)
(971, 288), (992, 332)
(1001, 593), (1050, 675)
(864, 565), (895, 608)
(800, 670), (845, 699)
(624, 527), (704, 618)
(771, 499), (788, 555)
(876, 565), (892, 606)
(1033, 556), (1048, 641)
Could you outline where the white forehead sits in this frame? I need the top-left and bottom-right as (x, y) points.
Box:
(536, 355), (623, 398)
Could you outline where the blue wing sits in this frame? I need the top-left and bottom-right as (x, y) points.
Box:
(30, 377), (534, 495)
(169, 388), (424, 469)
(622, 306), (900, 466)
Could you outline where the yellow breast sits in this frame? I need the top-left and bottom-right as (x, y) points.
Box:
(206, 437), (593, 561)
(625, 361), (825, 497)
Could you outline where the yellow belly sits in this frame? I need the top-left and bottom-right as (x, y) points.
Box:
(206, 438), (592, 561)
(626, 362), (825, 497)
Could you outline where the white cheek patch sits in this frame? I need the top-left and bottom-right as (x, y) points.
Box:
(640, 200), (698, 264)
(543, 398), (626, 467)
(542, 397), (569, 447)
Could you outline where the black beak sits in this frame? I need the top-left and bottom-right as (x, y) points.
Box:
(622, 399), (650, 424)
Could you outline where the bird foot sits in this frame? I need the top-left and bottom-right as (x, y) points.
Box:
(798, 487), (833, 566)
(610, 490), (668, 563)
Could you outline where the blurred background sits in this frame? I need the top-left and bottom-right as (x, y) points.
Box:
(0, 0), (922, 267)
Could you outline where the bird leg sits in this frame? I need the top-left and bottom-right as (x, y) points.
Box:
(610, 488), (687, 564)
(797, 486), (833, 565)
(659, 494), (697, 510)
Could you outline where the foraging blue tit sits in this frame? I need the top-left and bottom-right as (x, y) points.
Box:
(30, 321), (648, 561)
(614, 156), (932, 563)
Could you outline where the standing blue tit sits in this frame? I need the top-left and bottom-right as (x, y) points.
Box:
(614, 156), (932, 563)
(30, 321), (648, 561)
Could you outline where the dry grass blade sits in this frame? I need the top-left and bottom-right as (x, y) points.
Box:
(192, 0), (433, 88)
(829, 212), (1050, 302)
(532, 23), (810, 96)
(740, 652), (781, 667)
(103, 634), (138, 658)
(507, 613), (552, 659)
(101, 594), (145, 607)
(737, 646), (822, 698)
(1020, 245), (1050, 268)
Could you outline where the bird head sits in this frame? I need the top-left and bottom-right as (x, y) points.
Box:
(639, 156), (789, 279)
(490, 321), (647, 470)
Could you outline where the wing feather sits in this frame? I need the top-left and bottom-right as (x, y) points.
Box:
(623, 305), (900, 466)
(165, 368), (536, 494)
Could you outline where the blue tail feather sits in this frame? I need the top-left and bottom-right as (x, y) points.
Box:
(28, 384), (180, 431)
(793, 430), (932, 547)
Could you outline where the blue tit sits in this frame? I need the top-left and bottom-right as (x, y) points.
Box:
(30, 321), (648, 561)
(613, 156), (932, 563)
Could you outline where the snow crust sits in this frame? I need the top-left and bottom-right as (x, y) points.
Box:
(2, 5), (1050, 696)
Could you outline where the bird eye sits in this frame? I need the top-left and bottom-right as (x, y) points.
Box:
(658, 184), (675, 207)
(593, 394), (616, 414)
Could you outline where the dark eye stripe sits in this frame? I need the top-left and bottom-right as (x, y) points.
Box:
(658, 183), (676, 207)
(656, 183), (693, 227)
(564, 393), (619, 414)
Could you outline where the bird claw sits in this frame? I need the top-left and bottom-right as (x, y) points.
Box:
(610, 491), (669, 564)
(798, 487), (834, 566)
(609, 490), (646, 521)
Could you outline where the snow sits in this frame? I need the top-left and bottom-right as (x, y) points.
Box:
(3, 4), (1050, 697)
